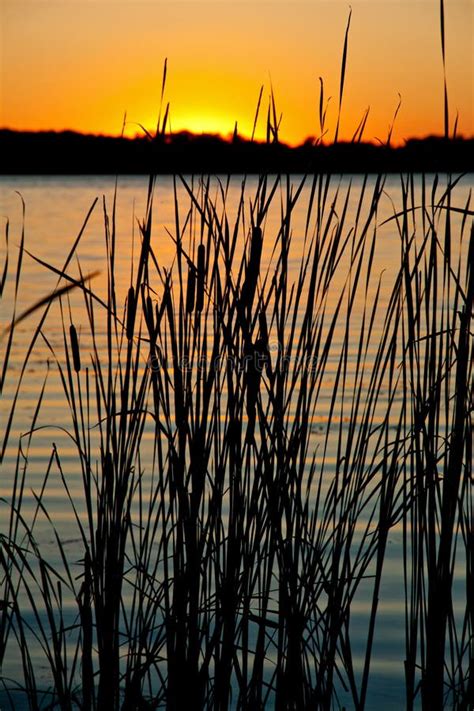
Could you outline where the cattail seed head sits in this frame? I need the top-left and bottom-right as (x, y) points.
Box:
(126, 286), (136, 340)
(69, 324), (81, 372)
(196, 244), (206, 313)
(145, 295), (154, 332)
(186, 266), (196, 314)
(259, 309), (268, 345)
(242, 226), (263, 311)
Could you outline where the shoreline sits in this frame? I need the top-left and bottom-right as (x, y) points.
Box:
(2, 129), (473, 174)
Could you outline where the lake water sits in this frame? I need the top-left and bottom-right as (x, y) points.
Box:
(1, 173), (472, 710)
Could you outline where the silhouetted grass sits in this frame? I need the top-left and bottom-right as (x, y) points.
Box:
(1, 3), (472, 707)
(2, 159), (472, 710)
(394, 175), (473, 711)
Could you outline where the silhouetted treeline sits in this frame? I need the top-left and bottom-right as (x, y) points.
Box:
(1, 129), (473, 174)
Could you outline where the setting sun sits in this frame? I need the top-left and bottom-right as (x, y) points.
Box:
(169, 113), (234, 138)
(1, 0), (472, 144)
(1, 1), (473, 708)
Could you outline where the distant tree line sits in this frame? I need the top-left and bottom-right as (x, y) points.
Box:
(1, 129), (473, 174)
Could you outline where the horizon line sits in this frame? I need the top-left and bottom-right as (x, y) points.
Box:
(2, 126), (473, 149)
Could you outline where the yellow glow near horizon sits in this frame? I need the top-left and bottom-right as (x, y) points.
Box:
(1, 1), (473, 146)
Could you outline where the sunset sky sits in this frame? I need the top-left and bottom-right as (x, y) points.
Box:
(1, 0), (472, 145)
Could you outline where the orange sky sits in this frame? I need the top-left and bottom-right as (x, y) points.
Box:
(1, 1), (473, 145)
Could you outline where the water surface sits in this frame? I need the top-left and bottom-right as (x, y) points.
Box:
(1, 173), (472, 709)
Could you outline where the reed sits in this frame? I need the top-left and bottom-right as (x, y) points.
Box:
(395, 174), (473, 711)
(1, 5), (472, 707)
(1, 160), (472, 711)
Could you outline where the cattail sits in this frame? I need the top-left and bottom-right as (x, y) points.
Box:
(69, 324), (81, 372)
(195, 244), (206, 313)
(186, 265), (196, 314)
(126, 286), (136, 340)
(242, 226), (262, 310)
(144, 294), (154, 336)
(249, 225), (263, 267)
(163, 281), (172, 314)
